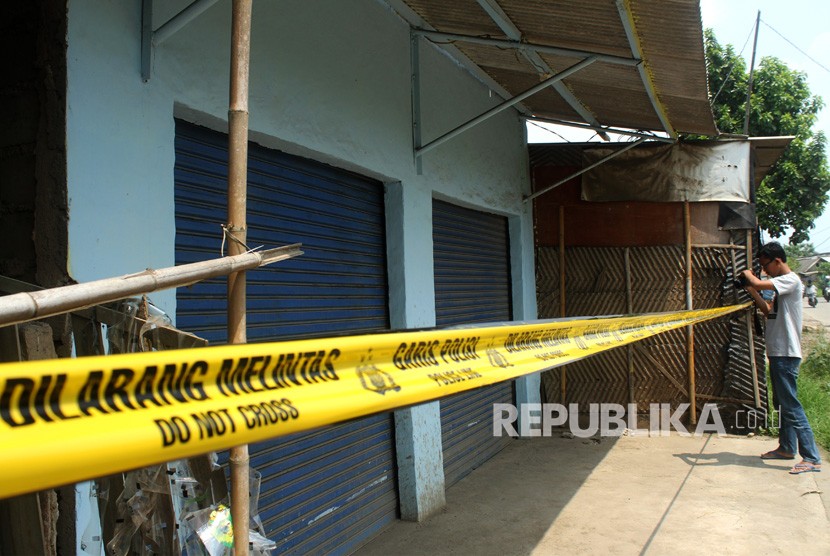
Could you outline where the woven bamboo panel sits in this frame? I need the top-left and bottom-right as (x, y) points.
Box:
(537, 240), (765, 419)
(562, 247), (628, 317)
(535, 247), (561, 318)
(629, 245), (685, 313)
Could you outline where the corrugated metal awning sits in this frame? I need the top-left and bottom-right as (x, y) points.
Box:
(749, 136), (794, 186)
(392, 0), (718, 137)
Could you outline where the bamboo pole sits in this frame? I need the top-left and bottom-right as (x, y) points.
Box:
(684, 202), (696, 425)
(0, 246), (301, 328)
(746, 230), (762, 408)
(625, 247), (634, 405)
(227, 0), (252, 552)
(693, 243), (744, 250)
(730, 244), (739, 305)
(559, 205), (566, 403)
(743, 11), (761, 135)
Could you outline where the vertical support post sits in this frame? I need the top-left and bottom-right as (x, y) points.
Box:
(743, 11), (761, 135)
(625, 247), (634, 405)
(227, 0), (252, 552)
(410, 31), (423, 175)
(559, 205), (567, 403)
(730, 245), (739, 305)
(746, 230), (762, 408)
(141, 0), (153, 82)
(684, 202), (696, 424)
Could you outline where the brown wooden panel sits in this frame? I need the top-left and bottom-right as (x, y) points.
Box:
(533, 167), (685, 248)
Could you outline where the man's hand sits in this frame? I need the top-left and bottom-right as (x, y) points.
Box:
(740, 270), (771, 316)
(741, 269), (773, 292)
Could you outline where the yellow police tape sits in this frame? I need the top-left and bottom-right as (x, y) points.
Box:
(0, 303), (749, 498)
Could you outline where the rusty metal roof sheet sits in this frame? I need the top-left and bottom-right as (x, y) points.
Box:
(397, 0), (718, 136)
(748, 136), (794, 186)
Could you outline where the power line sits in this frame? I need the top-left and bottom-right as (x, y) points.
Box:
(761, 19), (830, 75)
(527, 120), (586, 142)
(712, 16), (830, 107)
(813, 234), (830, 250)
(711, 20), (756, 105)
(810, 223), (830, 250)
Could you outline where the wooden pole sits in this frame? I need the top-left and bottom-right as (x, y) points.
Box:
(684, 202), (696, 424)
(0, 246), (301, 328)
(746, 230), (762, 408)
(228, 0), (252, 552)
(743, 11), (761, 135)
(730, 245), (739, 305)
(625, 247), (634, 405)
(559, 205), (567, 403)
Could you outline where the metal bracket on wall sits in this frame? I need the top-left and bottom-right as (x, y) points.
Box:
(412, 47), (599, 172)
(411, 33), (423, 175)
(409, 27), (642, 172)
(474, 0), (610, 141)
(141, 0), (222, 82)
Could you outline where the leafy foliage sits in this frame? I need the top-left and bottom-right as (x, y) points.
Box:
(798, 332), (830, 451)
(785, 242), (816, 259)
(702, 30), (830, 244)
(816, 261), (830, 284)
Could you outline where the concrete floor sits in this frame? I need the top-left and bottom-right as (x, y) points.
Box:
(357, 432), (829, 555)
(358, 308), (830, 555)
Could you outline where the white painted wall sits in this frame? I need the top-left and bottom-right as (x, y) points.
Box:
(66, 0), (537, 523)
(66, 0), (533, 319)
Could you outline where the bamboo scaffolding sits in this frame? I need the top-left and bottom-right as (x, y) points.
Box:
(559, 205), (567, 403)
(684, 201), (696, 424)
(227, 0), (253, 552)
(625, 247), (635, 404)
(0, 245), (301, 328)
(746, 230), (762, 408)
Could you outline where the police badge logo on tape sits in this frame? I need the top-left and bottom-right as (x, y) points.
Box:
(357, 350), (401, 395)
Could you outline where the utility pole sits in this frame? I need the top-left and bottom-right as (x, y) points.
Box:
(743, 10), (761, 135)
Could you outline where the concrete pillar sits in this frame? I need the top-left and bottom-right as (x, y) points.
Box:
(515, 373), (541, 408)
(385, 182), (445, 521)
(393, 403), (445, 521)
(510, 211), (542, 426)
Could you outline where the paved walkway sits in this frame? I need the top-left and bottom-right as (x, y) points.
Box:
(358, 433), (829, 555)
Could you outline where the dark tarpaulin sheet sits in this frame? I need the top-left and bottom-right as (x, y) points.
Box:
(581, 142), (750, 203)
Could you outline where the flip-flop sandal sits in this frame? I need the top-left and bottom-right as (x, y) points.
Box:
(789, 462), (821, 474)
(761, 449), (795, 460)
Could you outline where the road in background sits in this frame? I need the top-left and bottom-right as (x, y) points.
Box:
(803, 292), (830, 327)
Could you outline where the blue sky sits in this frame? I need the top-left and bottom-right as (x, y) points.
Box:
(527, 1), (830, 250)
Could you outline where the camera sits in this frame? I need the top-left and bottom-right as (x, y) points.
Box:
(733, 274), (748, 289)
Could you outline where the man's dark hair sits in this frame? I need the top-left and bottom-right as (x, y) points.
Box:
(759, 241), (787, 262)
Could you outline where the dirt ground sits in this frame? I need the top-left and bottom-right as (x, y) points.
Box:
(357, 307), (830, 555)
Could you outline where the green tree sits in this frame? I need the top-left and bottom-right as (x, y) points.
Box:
(786, 241), (816, 259)
(815, 261), (830, 289)
(703, 29), (830, 244)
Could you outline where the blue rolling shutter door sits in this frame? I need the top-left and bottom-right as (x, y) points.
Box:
(174, 121), (397, 554)
(432, 199), (515, 488)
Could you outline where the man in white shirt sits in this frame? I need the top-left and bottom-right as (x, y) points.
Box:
(740, 242), (821, 474)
